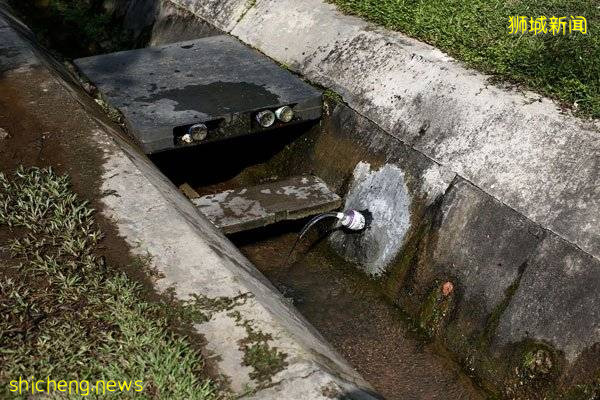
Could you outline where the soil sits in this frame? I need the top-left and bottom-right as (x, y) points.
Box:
(233, 223), (486, 400)
(0, 67), (134, 280)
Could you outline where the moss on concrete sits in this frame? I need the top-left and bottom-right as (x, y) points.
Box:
(179, 293), (252, 324)
(383, 213), (432, 306)
(323, 89), (344, 104)
(227, 311), (289, 385)
(237, 0), (258, 23)
(482, 261), (527, 346)
(418, 282), (454, 337)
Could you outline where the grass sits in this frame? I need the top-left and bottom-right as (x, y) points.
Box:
(329, 0), (600, 118)
(0, 167), (217, 399)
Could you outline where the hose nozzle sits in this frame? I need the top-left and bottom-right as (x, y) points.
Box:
(336, 209), (367, 231)
(287, 209), (369, 264)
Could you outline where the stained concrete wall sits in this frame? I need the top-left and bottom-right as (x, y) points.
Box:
(109, 0), (222, 45)
(229, 0), (600, 263)
(170, 0), (600, 264)
(299, 102), (600, 397)
(0, 6), (381, 399)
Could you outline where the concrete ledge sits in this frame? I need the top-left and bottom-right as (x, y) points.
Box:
(184, 0), (599, 261)
(169, 0), (253, 32)
(0, 8), (379, 399)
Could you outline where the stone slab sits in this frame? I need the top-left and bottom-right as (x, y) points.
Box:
(75, 35), (322, 154)
(193, 175), (341, 234)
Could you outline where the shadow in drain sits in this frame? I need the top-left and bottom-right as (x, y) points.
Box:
(150, 121), (314, 192)
(230, 221), (485, 400)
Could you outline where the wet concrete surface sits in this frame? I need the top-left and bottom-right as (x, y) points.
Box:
(233, 224), (486, 400)
(74, 35), (322, 153)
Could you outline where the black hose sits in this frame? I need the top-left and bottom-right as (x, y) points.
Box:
(287, 212), (340, 263)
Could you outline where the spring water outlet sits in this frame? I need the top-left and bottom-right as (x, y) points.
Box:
(287, 209), (369, 262)
(337, 209), (366, 231)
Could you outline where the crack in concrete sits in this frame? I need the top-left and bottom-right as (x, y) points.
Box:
(257, 367), (321, 392)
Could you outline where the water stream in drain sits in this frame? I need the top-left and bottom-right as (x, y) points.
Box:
(232, 224), (485, 400)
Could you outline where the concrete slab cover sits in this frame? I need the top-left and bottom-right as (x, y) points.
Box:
(193, 175), (342, 234)
(75, 35), (322, 153)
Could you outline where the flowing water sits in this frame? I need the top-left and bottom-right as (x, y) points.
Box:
(232, 223), (486, 399)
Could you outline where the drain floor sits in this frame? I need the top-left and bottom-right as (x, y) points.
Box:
(233, 228), (486, 400)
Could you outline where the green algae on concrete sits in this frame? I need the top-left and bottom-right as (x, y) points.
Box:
(418, 282), (454, 337)
(227, 310), (289, 385)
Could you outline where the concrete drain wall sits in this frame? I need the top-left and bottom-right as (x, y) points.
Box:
(300, 100), (600, 398)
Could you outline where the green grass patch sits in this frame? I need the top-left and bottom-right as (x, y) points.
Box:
(0, 167), (217, 399)
(329, 0), (600, 118)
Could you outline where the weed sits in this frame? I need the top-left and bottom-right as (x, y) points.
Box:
(0, 167), (217, 399)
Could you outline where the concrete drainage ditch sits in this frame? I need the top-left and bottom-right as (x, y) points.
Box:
(4, 0), (600, 398)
